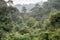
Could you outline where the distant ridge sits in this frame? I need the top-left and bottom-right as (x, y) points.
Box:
(14, 2), (44, 12)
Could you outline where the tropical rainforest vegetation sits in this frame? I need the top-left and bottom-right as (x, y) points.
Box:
(0, 0), (60, 40)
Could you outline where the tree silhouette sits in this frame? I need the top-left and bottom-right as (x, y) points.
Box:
(7, 0), (13, 6)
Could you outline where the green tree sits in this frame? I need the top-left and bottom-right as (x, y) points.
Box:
(26, 17), (40, 28)
(43, 10), (60, 31)
(48, 0), (60, 9)
(31, 3), (40, 13)
(0, 0), (14, 40)
(22, 6), (27, 13)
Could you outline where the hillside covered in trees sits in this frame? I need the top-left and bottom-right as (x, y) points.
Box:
(0, 0), (60, 40)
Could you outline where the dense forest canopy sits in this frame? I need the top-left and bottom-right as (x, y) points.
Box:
(0, 0), (60, 40)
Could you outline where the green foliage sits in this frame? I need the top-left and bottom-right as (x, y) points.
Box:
(1, 32), (31, 40)
(43, 10), (60, 30)
(0, 0), (13, 32)
(26, 17), (39, 28)
(0, 0), (60, 40)
(48, 0), (60, 9)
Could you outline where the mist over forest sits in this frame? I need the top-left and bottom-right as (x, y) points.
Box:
(0, 0), (60, 40)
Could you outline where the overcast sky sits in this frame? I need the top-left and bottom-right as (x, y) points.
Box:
(5, 0), (47, 5)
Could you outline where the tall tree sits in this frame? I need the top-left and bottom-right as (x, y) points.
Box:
(0, 0), (13, 32)
(43, 10), (60, 30)
(48, 0), (60, 9)
(22, 6), (27, 13)
(31, 3), (40, 13)
(7, 0), (13, 6)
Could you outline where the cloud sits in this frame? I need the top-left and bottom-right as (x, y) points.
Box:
(5, 0), (47, 5)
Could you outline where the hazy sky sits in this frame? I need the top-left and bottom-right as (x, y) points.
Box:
(5, 0), (47, 5)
